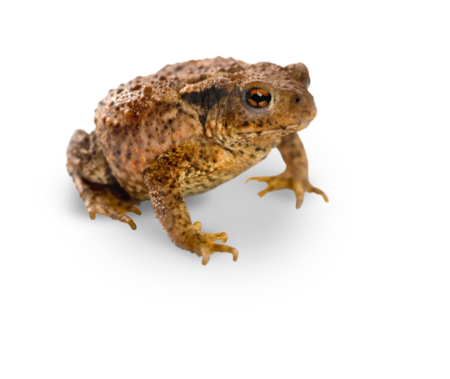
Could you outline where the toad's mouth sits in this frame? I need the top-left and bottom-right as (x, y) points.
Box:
(235, 122), (308, 137)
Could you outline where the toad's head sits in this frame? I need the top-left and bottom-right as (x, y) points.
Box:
(230, 62), (316, 139)
(180, 61), (317, 141)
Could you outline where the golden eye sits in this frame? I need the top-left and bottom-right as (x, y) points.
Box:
(246, 88), (271, 109)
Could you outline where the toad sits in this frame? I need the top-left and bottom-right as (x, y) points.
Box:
(67, 57), (328, 265)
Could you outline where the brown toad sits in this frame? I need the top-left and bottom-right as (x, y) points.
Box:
(67, 57), (328, 265)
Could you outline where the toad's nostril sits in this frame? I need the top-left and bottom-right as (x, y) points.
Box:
(295, 98), (301, 103)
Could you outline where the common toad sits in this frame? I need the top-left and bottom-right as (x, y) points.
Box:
(67, 57), (328, 265)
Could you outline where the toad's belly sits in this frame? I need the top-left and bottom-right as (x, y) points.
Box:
(180, 149), (272, 197)
(181, 168), (244, 197)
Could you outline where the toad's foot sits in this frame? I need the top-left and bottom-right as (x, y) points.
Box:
(246, 172), (328, 209)
(74, 176), (141, 230)
(186, 222), (238, 265)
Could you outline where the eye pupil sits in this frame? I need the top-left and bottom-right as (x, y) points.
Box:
(246, 88), (271, 109)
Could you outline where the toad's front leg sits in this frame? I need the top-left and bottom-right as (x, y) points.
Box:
(143, 141), (238, 265)
(247, 133), (328, 209)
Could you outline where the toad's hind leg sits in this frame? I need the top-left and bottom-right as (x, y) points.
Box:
(67, 130), (141, 230)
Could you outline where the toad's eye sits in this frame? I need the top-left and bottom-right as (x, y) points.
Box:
(245, 88), (272, 109)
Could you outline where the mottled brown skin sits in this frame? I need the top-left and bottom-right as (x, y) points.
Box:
(67, 57), (328, 265)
